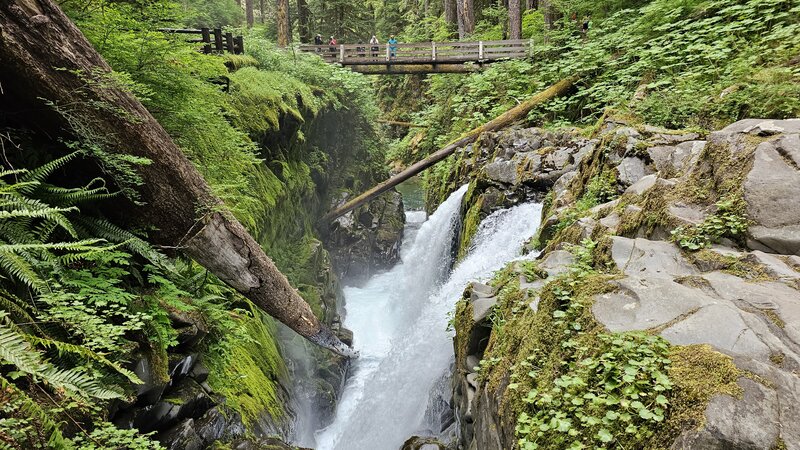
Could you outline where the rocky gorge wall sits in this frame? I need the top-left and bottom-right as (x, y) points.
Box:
(446, 118), (800, 449)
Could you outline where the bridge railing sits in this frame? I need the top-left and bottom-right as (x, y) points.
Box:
(298, 39), (532, 65)
(159, 28), (244, 54)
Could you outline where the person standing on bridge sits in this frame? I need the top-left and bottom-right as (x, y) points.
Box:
(314, 34), (323, 52)
(387, 34), (398, 59)
(329, 36), (337, 54)
(370, 35), (380, 59)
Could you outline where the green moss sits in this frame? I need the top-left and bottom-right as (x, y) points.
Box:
(648, 345), (742, 446)
(206, 304), (288, 426)
(458, 196), (485, 261)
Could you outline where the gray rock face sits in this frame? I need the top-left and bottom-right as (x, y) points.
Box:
(648, 141), (705, 176)
(327, 190), (406, 284)
(616, 156), (653, 186)
(610, 237), (698, 278)
(745, 139), (800, 255)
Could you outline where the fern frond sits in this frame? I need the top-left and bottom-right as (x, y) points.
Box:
(0, 315), (124, 400)
(19, 152), (80, 187)
(0, 251), (48, 293)
(29, 335), (142, 385)
(0, 374), (75, 450)
(40, 179), (118, 206)
(75, 216), (165, 264)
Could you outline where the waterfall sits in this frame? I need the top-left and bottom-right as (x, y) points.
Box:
(315, 185), (543, 450)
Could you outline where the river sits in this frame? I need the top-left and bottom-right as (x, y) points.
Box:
(314, 185), (543, 450)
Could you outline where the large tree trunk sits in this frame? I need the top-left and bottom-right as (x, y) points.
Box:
(260, 0), (265, 24)
(0, 0), (354, 357)
(276, 0), (290, 47)
(245, 0), (254, 27)
(322, 76), (578, 222)
(456, 0), (474, 38)
(297, 0), (310, 43)
(444, 0), (457, 28)
(509, 0), (521, 39)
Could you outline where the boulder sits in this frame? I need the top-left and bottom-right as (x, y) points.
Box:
(744, 139), (800, 255)
(648, 141), (705, 176)
(624, 174), (658, 196)
(616, 156), (653, 186)
(156, 419), (203, 450)
(400, 436), (447, 450)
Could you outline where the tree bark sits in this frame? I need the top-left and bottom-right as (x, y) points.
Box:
(297, 0), (310, 43)
(245, 0), (254, 27)
(455, 0), (474, 38)
(0, 0), (354, 357)
(259, 0), (265, 24)
(322, 75), (578, 222)
(444, 0), (457, 28)
(276, 0), (290, 47)
(509, 0), (521, 39)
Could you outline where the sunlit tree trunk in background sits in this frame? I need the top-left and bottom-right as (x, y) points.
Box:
(456, 0), (474, 38)
(509, 0), (521, 39)
(260, 0), (265, 23)
(277, 0), (290, 46)
(297, 0), (311, 43)
(540, 0), (557, 29)
(245, 0), (254, 27)
(444, 0), (457, 28)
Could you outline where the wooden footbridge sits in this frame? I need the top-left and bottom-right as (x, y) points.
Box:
(299, 39), (533, 74)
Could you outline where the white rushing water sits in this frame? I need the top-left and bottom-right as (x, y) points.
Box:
(315, 185), (543, 450)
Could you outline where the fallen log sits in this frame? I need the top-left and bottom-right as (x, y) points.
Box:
(321, 75), (578, 223)
(0, 0), (354, 357)
(377, 119), (428, 128)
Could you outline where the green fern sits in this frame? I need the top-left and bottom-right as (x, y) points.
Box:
(0, 374), (75, 450)
(0, 313), (125, 400)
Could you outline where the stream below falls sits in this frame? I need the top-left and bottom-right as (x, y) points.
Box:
(314, 185), (543, 450)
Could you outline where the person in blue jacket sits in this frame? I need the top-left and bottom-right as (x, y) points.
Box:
(387, 35), (398, 59)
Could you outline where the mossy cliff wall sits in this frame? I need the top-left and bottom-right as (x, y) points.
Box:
(446, 118), (800, 449)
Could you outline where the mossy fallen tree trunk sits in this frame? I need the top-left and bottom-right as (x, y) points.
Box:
(0, 0), (354, 357)
(321, 75), (578, 223)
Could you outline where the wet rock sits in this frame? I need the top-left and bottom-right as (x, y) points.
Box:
(132, 355), (168, 406)
(167, 353), (197, 387)
(156, 419), (203, 450)
(400, 436), (446, 450)
(745, 138), (800, 255)
(327, 190), (405, 284)
(188, 361), (209, 383)
(194, 407), (227, 443)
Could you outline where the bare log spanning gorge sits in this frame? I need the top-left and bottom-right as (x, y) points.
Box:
(321, 75), (578, 223)
(0, 0), (355, 357)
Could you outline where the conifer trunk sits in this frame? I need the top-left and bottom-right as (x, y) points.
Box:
(245, 0), (255, 27)
(444, 0), (457, 28)
(0, 0), (354, 357)
(456, 0), (474, 38)
(297, 0), (311, 42)
(509, 0), (521, 39)
(276, 0), (290, 47)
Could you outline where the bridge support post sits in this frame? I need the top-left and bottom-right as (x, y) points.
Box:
(386, 43), (390, 61)
(478, 41), (484, 60)
(432, 41), (437, 61)
(339, 44), (345, 63)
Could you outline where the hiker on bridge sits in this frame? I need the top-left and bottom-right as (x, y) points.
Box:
(314, 34), (323, 51)
(387, 35), (398, 59)
(370, 35), (380, 58)
(328, 36), (337, 53)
